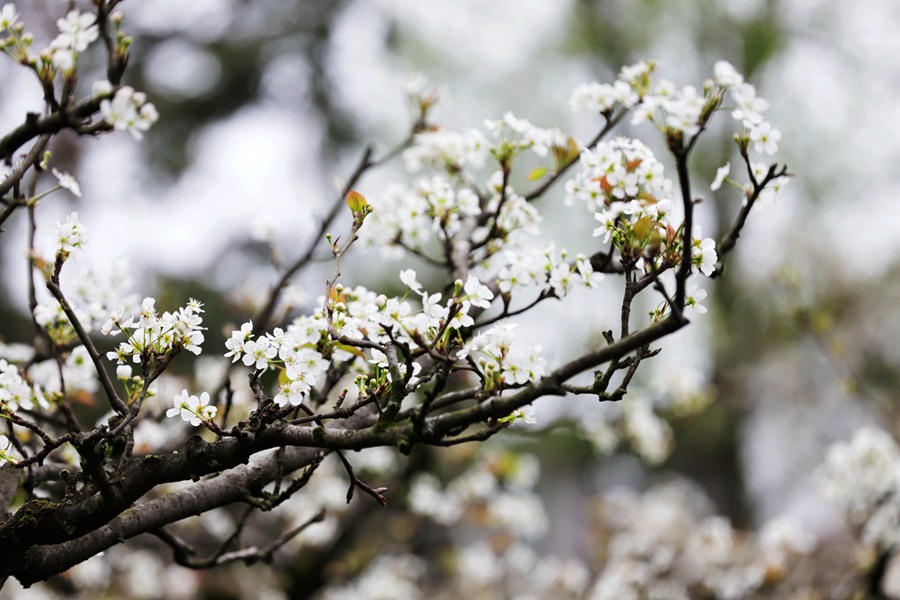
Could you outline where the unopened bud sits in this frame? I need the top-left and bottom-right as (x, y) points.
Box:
(346, 189), (368, 213)
(346, 189), (372, 227)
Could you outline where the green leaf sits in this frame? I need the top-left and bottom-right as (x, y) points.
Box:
(527, 167), (548, 181)
(633, 216), (653, 241)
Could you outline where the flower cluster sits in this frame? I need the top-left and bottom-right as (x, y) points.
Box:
(403, 128), (487, 173)
(579, 394), (673, 464)
(562, 132), (720, 319)
(408, 450), (545, 536)
(0, 6), (158, 140)
(817, 427), (900, 549)
(28, 346), (97, 397)
(578, 367), (719, 464)
(48, 10), (98, 72)
(367, 108), (578, 263)
(363, 170), (541, 262)
(104, 298), (205, 368)
(361, 175), (480, 253)
(458, 322), (545, 388)
(1, 4), (106, 78)
(399, 270), (495, 332)
(587, 482), (814, 599)
(567, 136), (671, 214)
(575, 60), (776, 146)
(224, 269), (547, 406)
(224, 321), (330, 407)
(166, 389), (217, 427)
(0, 4), (28, 63)
(55, 211), (87, 259)
(484, 111), (567, 160)
(0, 359), (49, 414)
(713, 67), (787, 199)
(570, 74), (640, 113)
(95, 81), (160, 141)
(493, 242), (604, 297)
(33, 260), (137, 347)
(569, 137), (699, 274)
(320, 555), (426, 600)
(574, 60), (788, 205)
(33, 301), (70, 338)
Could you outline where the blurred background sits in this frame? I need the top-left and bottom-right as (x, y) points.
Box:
(2, 0), (900, 597)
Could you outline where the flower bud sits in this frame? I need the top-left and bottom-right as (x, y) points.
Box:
(346, 189), (368, 213)
(346, 189), (372, 227)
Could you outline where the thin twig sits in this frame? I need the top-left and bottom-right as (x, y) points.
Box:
(45, 279), (127, 416)
(0, 134), (51, 229)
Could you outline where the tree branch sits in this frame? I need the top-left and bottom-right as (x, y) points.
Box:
(11, 446), (321, 586)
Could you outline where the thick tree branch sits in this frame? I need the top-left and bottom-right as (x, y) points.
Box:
(11, 446), (321, 586)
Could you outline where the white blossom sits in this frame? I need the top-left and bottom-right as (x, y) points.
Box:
(56, 211), (87, 257)
(0, 434), (13, 466)
(713, 61), (743, 89)
(685, 285), (708, 315)
(691, 234), (718, 277)
(749, 121), (781, 155)
(166, 389), (216, 427)
(100, 86), (159, 141)
(0, 4), (18, 32)
(818, 428), (900, 527)
(53, 10), (98, 53)
(463, 274), (493, 308)
(104, 297), (205, 365)
(710, 162), (730, 192)
(408, 474), (464, 525)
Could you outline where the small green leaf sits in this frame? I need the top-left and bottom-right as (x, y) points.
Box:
(633, 216), (653, 241)
(527, 167), (548, 181)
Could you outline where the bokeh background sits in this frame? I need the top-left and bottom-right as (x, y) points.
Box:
(1, 0), (900, 597)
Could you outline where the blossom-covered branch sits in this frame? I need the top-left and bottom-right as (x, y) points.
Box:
(0, 3), (796, 589)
